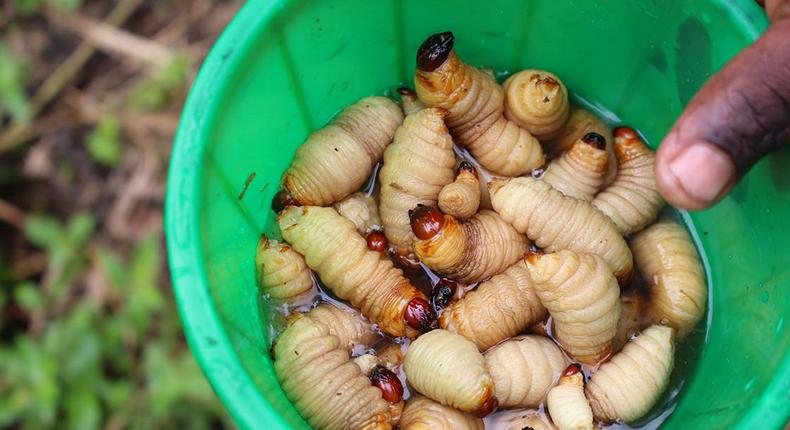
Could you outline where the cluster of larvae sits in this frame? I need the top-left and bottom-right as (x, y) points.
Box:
(258, 31), (707, 430)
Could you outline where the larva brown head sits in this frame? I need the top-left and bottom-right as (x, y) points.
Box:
(258, 234), (271, 249)
(409, 204), (446, 240)
(431, 278), (458, 310)
(390, 250), (422, 272)
(532, 74), (561, 101)
(614, 126), (640, 140)
(613, 126), (650, 163)
(582, 132), (607, 150)
(271, 189), (300, 213)
(563, 363), (582, 377)
(366, 230), (388, 252)
(416, 31), (455, 71)
(525, 244), (544, 264)
(457, 161), (478, 178)
(397, 87), (417, 97)
(473, 394), (498, 418)
(404, 297), (436, 332)
(369, 365), (404, 403)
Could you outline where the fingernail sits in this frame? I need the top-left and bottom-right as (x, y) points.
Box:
(667, 143), (735, 204)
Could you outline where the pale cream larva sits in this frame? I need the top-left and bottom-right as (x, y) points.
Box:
(592, 127), (664, 235)
(497, 412), (558, 430)
(255, 235), (316, 304)
(586, 325), (675, 423)
(398, 87), (426, 116)
(306, 303), (379, 351)
(404, 329), (496, 416)
(279, 206), (432, 338)
(546, 364), (594, 430)
(438, 161), (481, 220)
(440, 260), (546, 351)
(484, 335), (569, 408)
(334, 192), (382, 235)
(525, 250), (621, 365)
(354, 353), (383, 376)
(410, 206), (528, 283)
(503, 69), (571, 141)
(631, 219), (706, 339)
(379, 107), (456, 254)
(414, 32), (544, 176)
(400, 395), (484, 430)
(542, 133), (610, 201)
(274, 315), (392, 430)
(280, 96), (403, 207)
(489, 176), (633, 285)
(550, 106), (616, 186)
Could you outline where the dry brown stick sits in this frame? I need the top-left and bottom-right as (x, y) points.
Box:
(0, 0), (144, 154)
(0, 197), (26, 230)
(44, 5), (175, 69)
(11, 253), (48, 279)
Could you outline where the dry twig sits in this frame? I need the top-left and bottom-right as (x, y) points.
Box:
(0, 0), (145, 154)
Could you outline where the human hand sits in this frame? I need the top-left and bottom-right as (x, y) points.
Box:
(655, 0), (790, 210)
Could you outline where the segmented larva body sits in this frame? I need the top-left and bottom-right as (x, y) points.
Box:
(398, 87), (426, 116)
(503, 69), (570, 141)
(411, 207), (528, 283)
(255, 235), (316, 303)
(404, 329), (496, 415)
(489, 177), (633, 285)
(546, 365), (594, 430)
(354, 353), (383, 376)
(376, 343), (405, 371)
(542, 134), (610, 201)
(526, 250), (622, 365)
(497, 413), (557, 430)
(484, 335), (569, 408)
(593, 127), (664, 235)
(306, 303), (379, 351)
(586, 325), (675, 423)
(414, 33), (544, 176)
(440, 260), (546, 351)
(274, 316), (392, 430)
(282, 96), (403, 206)
(334, 192), (382, 235)
(279, 206), (430, 338)
(400, 395), (485, 430)
(379, 107), (456, 253)
(551, 107), (616, 185)
(438, 162), (481, 220)
(631, 219), (706, 339)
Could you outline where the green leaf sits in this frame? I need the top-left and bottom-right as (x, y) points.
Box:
(13, 282), (43, 312)
(14, 0), (44, 15)
(46, 0), (82, 11)
(13, 337), (60, 427)
(0, 41), (30, 121)
(65, 213), (95, 246)
(96, 247), (126, 290)
(99, 379), (133, 415)
(128, 56), (188, 111)
(126, 235), (164, 335)
(86, 116), (123, 167)
(64, 387), (100, 430)
(24, 215), (62, 249)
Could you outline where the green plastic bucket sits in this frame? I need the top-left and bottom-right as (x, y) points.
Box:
(165, 0), (790, 428)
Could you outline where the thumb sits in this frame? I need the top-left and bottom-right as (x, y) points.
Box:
(655, 19), (790, 210)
